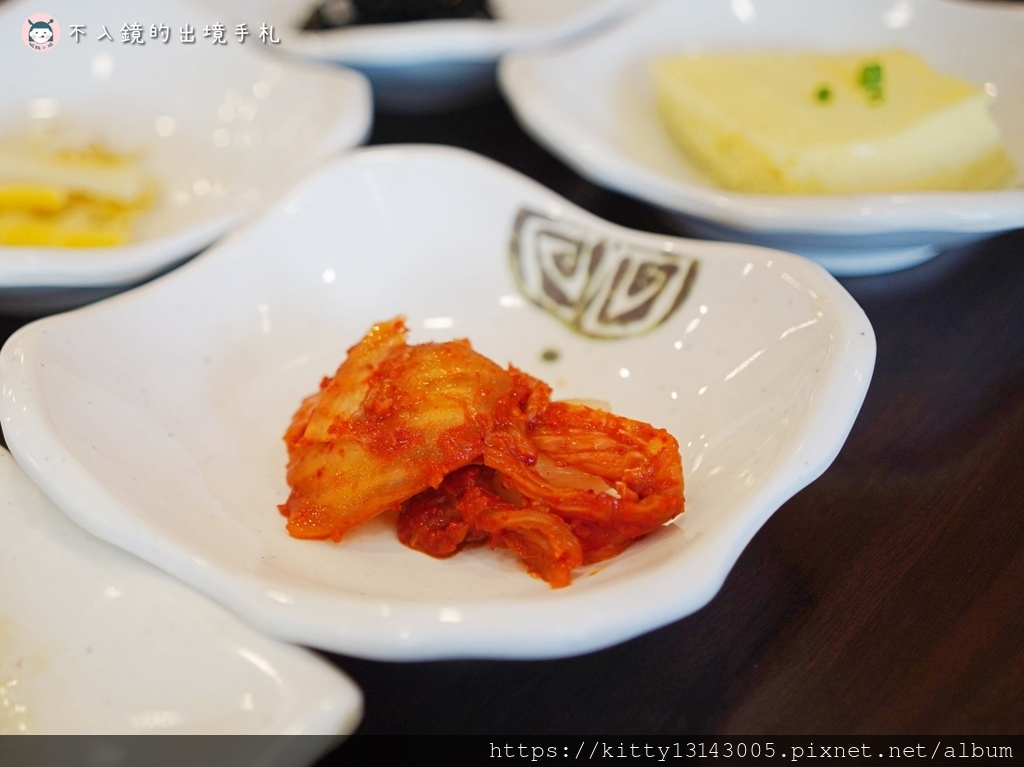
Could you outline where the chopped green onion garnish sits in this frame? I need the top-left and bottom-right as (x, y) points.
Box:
(815, 84), (833, 103)
(858, 62), (884, 102)
(860, 63), (882, 87)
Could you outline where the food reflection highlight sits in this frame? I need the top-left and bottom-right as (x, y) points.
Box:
(279, 317), (685, 588)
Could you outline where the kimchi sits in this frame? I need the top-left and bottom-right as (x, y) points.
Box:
(280, 317), (684, 588)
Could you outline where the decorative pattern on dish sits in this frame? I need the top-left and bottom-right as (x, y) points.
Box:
(511, 208), (698, 339)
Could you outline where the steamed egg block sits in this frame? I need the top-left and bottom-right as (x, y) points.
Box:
(652, 49), (1016, 194)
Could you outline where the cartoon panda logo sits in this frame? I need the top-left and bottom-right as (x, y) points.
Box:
(23, 14), (61, 51)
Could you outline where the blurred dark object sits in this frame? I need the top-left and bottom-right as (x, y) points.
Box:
(303, 0), (492, 29)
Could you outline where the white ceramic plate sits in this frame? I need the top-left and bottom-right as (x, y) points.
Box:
(0, 449), (362, 737)
(0, 145), (875, 661)
(0, 0), (371, 313)
(499, 0), (1024, 276)
(207, 0), (647, 111)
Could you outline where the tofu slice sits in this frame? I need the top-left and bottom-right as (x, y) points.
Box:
(652, 49), (1016, 194)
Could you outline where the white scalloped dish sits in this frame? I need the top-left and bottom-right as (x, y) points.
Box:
(0, 449), (362, 737)
(499, 0), (1024, 275)
(0, 0), (371, 313)
(1, 145), (875, 661)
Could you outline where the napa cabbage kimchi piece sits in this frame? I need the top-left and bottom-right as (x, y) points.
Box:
(280, 317), (684, 587)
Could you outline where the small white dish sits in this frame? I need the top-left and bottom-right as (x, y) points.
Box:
(0, 145), (875, 661)
(499, 0), (1024, 276)
(207, 0), (647, 111)
(0, 0), (372, 313)
(0, 449), (362, 737)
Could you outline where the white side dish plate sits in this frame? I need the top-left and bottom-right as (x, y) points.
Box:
(0, 449), (362, 737)
(207, 0), (647, 111)
(499, 0), (1024, 275)
(1, 145), (875, 661)
(0, 0), (372, 312)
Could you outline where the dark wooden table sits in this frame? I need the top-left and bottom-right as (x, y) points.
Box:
(333, 96), (1024, 742)
(2, 93), (1022, 749)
